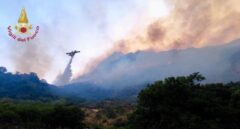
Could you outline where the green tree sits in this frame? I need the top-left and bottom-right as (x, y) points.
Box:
(46, 105), (85, 129)
(129, 73), (240, 129)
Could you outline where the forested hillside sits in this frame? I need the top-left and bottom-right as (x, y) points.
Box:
(0, 67), (56, 100)
(0, 67), (240, 129)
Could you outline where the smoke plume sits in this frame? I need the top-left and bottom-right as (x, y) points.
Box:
(54, 57), (73, 86)
(10, 42), (52, 78)
(110, 0), (240, 54)
(76, 0), (240, 79)
(73, 40), (240, 89)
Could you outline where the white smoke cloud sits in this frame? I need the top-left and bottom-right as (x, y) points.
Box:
(54, 57), (73, 86)
(73, 40), (240, 89)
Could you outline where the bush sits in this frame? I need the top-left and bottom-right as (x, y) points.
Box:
(0, 102), (85, 129)
(129, 73), (240, 129)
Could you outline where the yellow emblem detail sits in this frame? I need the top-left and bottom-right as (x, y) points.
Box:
(18, 8), (29, 24)
(15, 8), (32, 34)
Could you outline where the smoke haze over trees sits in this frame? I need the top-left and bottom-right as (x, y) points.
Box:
(73, 39), (240, 89)
(0, 67), (55, 100)
(1, 39), (240, 101)
(0, 68), (240, 129)
(54, 57), (74, 86)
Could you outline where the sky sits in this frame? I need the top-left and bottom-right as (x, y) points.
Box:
(0, 0), (170, 83)
(1, 0), (240, 84)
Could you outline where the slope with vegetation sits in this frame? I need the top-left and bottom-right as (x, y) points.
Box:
(0, 66), (240, 129)
(0, 67), (56, 101)
(0, 101), (85, 129)
(128, 73), (240, 129)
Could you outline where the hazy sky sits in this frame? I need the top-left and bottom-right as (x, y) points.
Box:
(0, 0), (170, 82)
(1, 0), (240, 84)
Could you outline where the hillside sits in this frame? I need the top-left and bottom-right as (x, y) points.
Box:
(74, 39), (240, 88)
(56, 40), (240, 100)
(0, 40), (240, 101)
(0, 67), (56, 101)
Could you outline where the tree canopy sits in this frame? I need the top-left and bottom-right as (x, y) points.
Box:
(130, 73), (240, 129)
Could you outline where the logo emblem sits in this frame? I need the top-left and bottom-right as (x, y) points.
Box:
(8, 8), (39, 42)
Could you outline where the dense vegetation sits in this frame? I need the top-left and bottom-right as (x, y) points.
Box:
(129, 73), (240, 129)
(0, 67), (56, 101)
(0, 101), (85, 129)
(1, 66), (240, 129)
(0, 66), (140, 101)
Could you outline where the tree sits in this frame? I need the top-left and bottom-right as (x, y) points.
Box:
(129, 73), (240, 129)
(46, 105), (85, 129)
(0, 67), (7, 73)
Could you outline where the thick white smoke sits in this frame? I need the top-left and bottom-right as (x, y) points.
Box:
(73, 39), (240, 89)
(54, 57), (73, 86)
